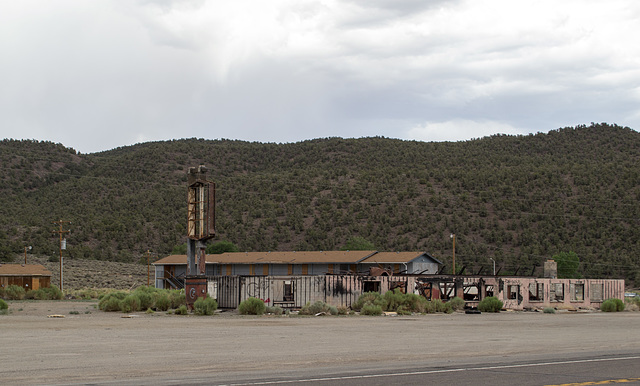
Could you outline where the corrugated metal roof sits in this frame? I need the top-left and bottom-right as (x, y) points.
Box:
(0, 264), (53, 276)
(153, 251), (377, 265)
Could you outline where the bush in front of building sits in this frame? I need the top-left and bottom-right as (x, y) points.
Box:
(4, 285), (26, 300)
(543, 307), (556, 314)
(121, 294), (141, 313)
(154, 293), (171, 311)
(265, 306), (283, 315)
(194, 296), (218, 316)
(449, 297), (465, 311)
(238, 297), (266, 315)
(299, 301), (339, 315)
(174, 305), (188, 315)
(0, 298), (8, 311)
(601, 298), (625, 312)
(25, 286), (63, 300)
(98, 291), (128, 311)
(168, 290), (186, 309)
(351, 291), (386, 312)
(360, 304), (383, 315)
(478, 296), (503, 313)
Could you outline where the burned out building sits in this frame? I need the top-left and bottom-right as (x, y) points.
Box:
(153, 252), (624, 311)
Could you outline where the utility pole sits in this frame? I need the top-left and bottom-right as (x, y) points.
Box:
(24, 246), (31, 264)
(450, 233), (456, 275)
(145, 250), (153, 286)
(52, 220), (71, 292)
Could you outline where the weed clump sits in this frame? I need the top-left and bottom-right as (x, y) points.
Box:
(174, 305), (188, 315)
(543, 307), (556, 314)
(265, 306), (284, 315)
(601, 298), (625, 312)
(238, 297), (266, 315)
(299, 301), (338, 315)
(478, 296), (503, 313)
(0, 298), (8, 311)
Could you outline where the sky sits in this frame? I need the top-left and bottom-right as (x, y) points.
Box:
(1, 0), (639, 154)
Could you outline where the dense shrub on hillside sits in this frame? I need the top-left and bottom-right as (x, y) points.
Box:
(238, 297), (266, 315)
(478, 296), (503, 313)
(601, 298), (625, 312)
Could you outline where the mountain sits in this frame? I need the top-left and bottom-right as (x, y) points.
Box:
(1, 123), (639, 286)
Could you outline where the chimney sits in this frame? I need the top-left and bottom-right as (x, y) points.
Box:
(543, 259), (557, 279)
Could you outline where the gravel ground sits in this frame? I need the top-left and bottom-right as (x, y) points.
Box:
(1, 301), (639, 385)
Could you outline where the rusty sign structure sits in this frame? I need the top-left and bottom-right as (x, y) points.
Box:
(185, 165), (216, 309)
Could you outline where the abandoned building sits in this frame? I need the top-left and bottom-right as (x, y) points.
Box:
(0, 263), (52, 291)
(153, 252), (624, 310)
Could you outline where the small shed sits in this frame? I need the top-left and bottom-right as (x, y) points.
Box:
(0, 264), (52, 291)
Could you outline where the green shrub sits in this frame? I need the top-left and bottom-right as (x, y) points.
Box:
(478, 296), (503, 313)
(265, 306), (283, 315)
(601, 298), (625, 312)
(5, 285), (26, 300)
(98, 291), (127, 312)
(174, 305), (188, 315)
(300, 301), (335, 315)
(337, 306), (348, 315)
(194, 296), (218, 316)
(155, 293), (171, 311)
(132, 288), (154, 311)
(0, 298), (8, 310)
(238, 297), (266, 315)
(121, 294), (141, 313)
(351, 292), (385, 312)
(169, 290), (186, 309)
(449, 297), (465, 311)
(361, 304), (383, 315)
(26, 286), (64, 300)
(543, 307), (556, 314)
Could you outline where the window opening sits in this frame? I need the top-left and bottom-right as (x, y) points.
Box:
(528, 282), (544, 301)
(570, 282), (584, 301)
(550, 283), (564, 302)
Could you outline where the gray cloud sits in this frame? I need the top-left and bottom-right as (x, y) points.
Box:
(0, 0), (638, 153)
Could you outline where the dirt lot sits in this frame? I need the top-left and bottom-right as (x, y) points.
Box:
(2, 300), (640, 385)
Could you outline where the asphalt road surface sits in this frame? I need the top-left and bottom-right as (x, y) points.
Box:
(1, 301), (639, 385)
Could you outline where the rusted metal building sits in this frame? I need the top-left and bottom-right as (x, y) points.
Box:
(0, 264), (52, 291)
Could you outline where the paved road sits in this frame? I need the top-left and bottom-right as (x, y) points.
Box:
(1, 302), (639, 385)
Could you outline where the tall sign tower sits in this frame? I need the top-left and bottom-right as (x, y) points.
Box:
(185, 165), (216, 309)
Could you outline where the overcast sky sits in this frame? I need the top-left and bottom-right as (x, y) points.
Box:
(1, 1), (639, 154)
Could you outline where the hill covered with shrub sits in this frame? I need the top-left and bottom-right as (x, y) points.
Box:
(1, 123), (638, 286)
